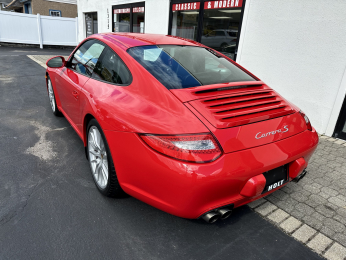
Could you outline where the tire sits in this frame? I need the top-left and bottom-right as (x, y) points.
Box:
(87, 118), (125, 197)
(220, 43), (228, 52)
(47, 76), (62, 116)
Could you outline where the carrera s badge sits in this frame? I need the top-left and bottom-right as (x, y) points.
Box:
(255, 126), (289, 139)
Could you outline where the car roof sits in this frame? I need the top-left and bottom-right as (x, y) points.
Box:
(94, 33), (203, 50)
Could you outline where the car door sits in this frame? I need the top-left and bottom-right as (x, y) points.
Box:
(56, 40), (105, 133)
(81, 46), (132, 129)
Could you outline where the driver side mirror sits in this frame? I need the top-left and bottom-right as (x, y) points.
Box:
(46, 56), (66, 68)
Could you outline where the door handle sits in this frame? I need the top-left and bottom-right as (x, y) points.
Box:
(72, 90), (79, 99)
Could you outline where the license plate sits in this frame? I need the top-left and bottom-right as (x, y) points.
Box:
(262, 165), (288, 193)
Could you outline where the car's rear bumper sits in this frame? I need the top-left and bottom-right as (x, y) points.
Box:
(105, 129), (319, 219)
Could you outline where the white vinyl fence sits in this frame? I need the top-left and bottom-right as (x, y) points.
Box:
(0, 11), (78, 48)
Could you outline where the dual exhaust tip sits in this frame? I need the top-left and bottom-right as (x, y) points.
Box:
(201, 207), (233, 223)
(293, 169), (307, 183)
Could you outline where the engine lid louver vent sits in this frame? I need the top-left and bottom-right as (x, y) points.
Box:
(188, 84), (294, 128)
(194, 84), (263, 95)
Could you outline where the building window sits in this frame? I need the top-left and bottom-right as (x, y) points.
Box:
(169, 0), (245, 60)
(24, 3), (32, 14)
(112, 2), (145, 33)
(201, 1), (243, 60)
(114, 7), (131, 32)
(171, 2), (200, 41)
(132, 6), (145, 33)
(49, 10), (62, 17)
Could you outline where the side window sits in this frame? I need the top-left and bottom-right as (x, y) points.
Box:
(69, 40), (105, 76)
(92, 47), (131, 85)
(227, 31), (237, 37)
(216, 31), (225, 37)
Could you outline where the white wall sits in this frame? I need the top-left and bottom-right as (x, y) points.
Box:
(77, 0), (170, 42)
(144, 0), (170, 34)
(0, 11), (78, 46)
(236, 0), (346, 135)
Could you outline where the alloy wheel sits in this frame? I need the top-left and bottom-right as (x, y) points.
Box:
(47, 79), (56, 112)
(88, 126), (109, 189)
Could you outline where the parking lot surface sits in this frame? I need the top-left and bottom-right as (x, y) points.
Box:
(0, 47), (324, 260)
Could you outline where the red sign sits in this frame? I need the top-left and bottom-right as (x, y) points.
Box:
(114, 8), (130, 14)
(133, 7), (145, 13)
(172, 2), (200, 11)
(204, 0), (243, 9)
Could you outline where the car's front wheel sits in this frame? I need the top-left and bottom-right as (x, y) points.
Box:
(47, 76), (62, 116)
(87, 119), (124, 197)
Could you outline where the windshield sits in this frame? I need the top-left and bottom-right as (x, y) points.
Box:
(127, 45), (255, 89)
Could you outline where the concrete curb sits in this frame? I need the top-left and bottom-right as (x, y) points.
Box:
(319, 134), (346, 146)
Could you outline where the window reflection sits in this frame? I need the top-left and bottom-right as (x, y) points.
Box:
(114, 8), (131, 32)
(201, 8), (241, 60)
(133, 7), (145, 33)
(171, 2), (200, 41)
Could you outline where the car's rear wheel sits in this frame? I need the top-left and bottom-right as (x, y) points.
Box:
(220, 42), (228, 52)
(87, 119), (124, 197)
(47, 76), (62, 116)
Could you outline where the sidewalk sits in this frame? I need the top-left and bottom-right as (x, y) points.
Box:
(249, 135), (346, 259)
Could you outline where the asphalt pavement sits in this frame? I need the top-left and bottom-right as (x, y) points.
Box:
(0, 46), (323, 260)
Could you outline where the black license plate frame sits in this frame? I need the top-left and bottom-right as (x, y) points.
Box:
(262, 165), (288, 194)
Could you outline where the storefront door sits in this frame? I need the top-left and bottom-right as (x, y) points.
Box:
(85, 12), (98, 37)
(113, 3), (145, 33)
(169, 0), (245, 60)
(334, 97), (346, 140)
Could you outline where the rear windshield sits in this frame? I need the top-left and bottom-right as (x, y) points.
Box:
(127, 45), (255, 89)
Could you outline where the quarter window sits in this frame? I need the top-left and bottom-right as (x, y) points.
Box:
(69, 40), (105, 76)
(92, 47), (131, 85)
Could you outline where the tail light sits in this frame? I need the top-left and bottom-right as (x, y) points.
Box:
(140, 133), (222, 163)
(299, 111), (312, 131)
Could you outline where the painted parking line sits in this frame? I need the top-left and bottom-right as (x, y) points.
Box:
(27, 55), (48, 69)
(27, 55), (69, 69)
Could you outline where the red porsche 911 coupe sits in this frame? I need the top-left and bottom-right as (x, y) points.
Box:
(45, 33), (318, 223)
